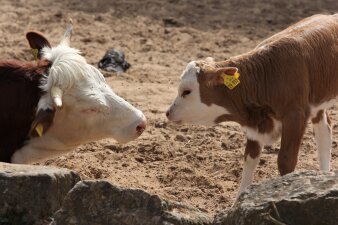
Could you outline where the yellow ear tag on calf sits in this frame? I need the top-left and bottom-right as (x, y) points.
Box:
(31, 48), (39, 61)
(223, 71), (240, 90)
(35, 123), (44, 137)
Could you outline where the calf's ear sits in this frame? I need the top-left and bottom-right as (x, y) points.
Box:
(26, 31), (51, 59)
(204, 67), (239, 86)
(29, 109), (55, 138)
(216, 67), (238, 76)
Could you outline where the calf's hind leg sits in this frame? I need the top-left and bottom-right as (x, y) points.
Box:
(312, 110), (332, 171)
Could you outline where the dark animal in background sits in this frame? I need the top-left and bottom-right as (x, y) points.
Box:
(98, 49), (130, 73)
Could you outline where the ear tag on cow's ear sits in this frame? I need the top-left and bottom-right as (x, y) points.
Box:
(31, 48), (39, 61)
(35, 123), (44, 137)
(223, 71), (240, 90)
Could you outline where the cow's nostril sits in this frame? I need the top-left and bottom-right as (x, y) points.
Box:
(166, 110), (170, 118)
(136, 121), (146, 134)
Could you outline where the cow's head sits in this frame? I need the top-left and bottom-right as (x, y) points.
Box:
(166, 60), (236, 126)
(26, 21), (146, 146)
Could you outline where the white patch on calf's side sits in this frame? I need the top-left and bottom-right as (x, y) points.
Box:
(244, 118), (282, 146)
(167, 61), (230, 125)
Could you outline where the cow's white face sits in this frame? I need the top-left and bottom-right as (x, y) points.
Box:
(11, 24), (147, 164)
(39, 45), (146, 145)
(166, 61), (229, 126)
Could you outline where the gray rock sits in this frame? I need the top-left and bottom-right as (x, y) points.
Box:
(53, 180), (212, 225)
(0, 163), (80, 225)
(214, 171), (338, 225)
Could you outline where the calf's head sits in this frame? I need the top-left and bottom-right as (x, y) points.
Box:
(166, 60), (237, 126)
(27, 21), (146, 145)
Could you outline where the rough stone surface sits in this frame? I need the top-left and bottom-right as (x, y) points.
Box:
(0, 163), (80, 225)
(214, 171), (338, 225)
(53, 180), (212, 225)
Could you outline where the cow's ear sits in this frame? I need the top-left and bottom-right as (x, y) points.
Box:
(203, 67), (239, 86)
(26, 31), (51, 59)
(29, 108), (55, 138)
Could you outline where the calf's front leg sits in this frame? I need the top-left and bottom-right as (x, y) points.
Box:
(237, 139), (262, 198)
(278, 110), (308, 175)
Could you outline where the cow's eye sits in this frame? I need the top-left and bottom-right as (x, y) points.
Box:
(181, 90), (191, 98)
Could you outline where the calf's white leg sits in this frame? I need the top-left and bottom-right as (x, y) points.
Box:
(312, 110), (332, 171)
(236, 139), (262, 199)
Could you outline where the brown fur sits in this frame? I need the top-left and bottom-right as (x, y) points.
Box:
(311, 110), (324, 124)
(0, 60), (50, 162)
(0, 32), (53, 162)
(244, 140), (260, 160)
(197, 14), (338, 175)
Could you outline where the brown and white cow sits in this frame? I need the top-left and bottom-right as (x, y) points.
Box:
(0, 21), (146, 164)
(166, 14), (338, 197)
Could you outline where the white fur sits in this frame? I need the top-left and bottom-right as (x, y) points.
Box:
(41, 45), (88, 92)
(237, 154), (261, 198)
(313, 111), (331, 171)
(311, 102), (334, 172)
(37, 93), (54, 111)
(244, 118), (282, 146)
(167, 61), (230, 125)
(11, 44), (145, 164)
(310, 100), (336, 118)
(235, 119), (281, 197)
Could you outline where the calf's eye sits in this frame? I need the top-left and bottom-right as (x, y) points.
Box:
(181, 90), (191, 97)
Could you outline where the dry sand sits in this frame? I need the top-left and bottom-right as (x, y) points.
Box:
(1, 0), (338, 216)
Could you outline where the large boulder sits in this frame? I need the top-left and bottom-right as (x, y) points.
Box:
(53, 180), (212, 225)
(214, 171), (338, 225)
(0, 163), (80, 225)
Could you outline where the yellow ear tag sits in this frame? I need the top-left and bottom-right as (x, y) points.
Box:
(31, 48), (39, 62)
(35, 123), (44, 137)
(223, 71), (240, 90)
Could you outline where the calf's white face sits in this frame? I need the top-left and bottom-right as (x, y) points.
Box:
(166, 61), (229, 126)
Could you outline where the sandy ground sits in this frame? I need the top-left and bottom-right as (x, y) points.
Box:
(1, 0), (338, 217)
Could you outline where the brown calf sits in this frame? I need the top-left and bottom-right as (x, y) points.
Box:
(166, 14), (338, 197)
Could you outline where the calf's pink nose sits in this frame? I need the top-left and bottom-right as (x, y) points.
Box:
(136, 120), (146, 134)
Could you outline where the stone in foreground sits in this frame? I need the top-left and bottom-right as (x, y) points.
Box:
(214, 171), (338, 225)
(53, 180), (212, 225)
(0, 162), (80, 225)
